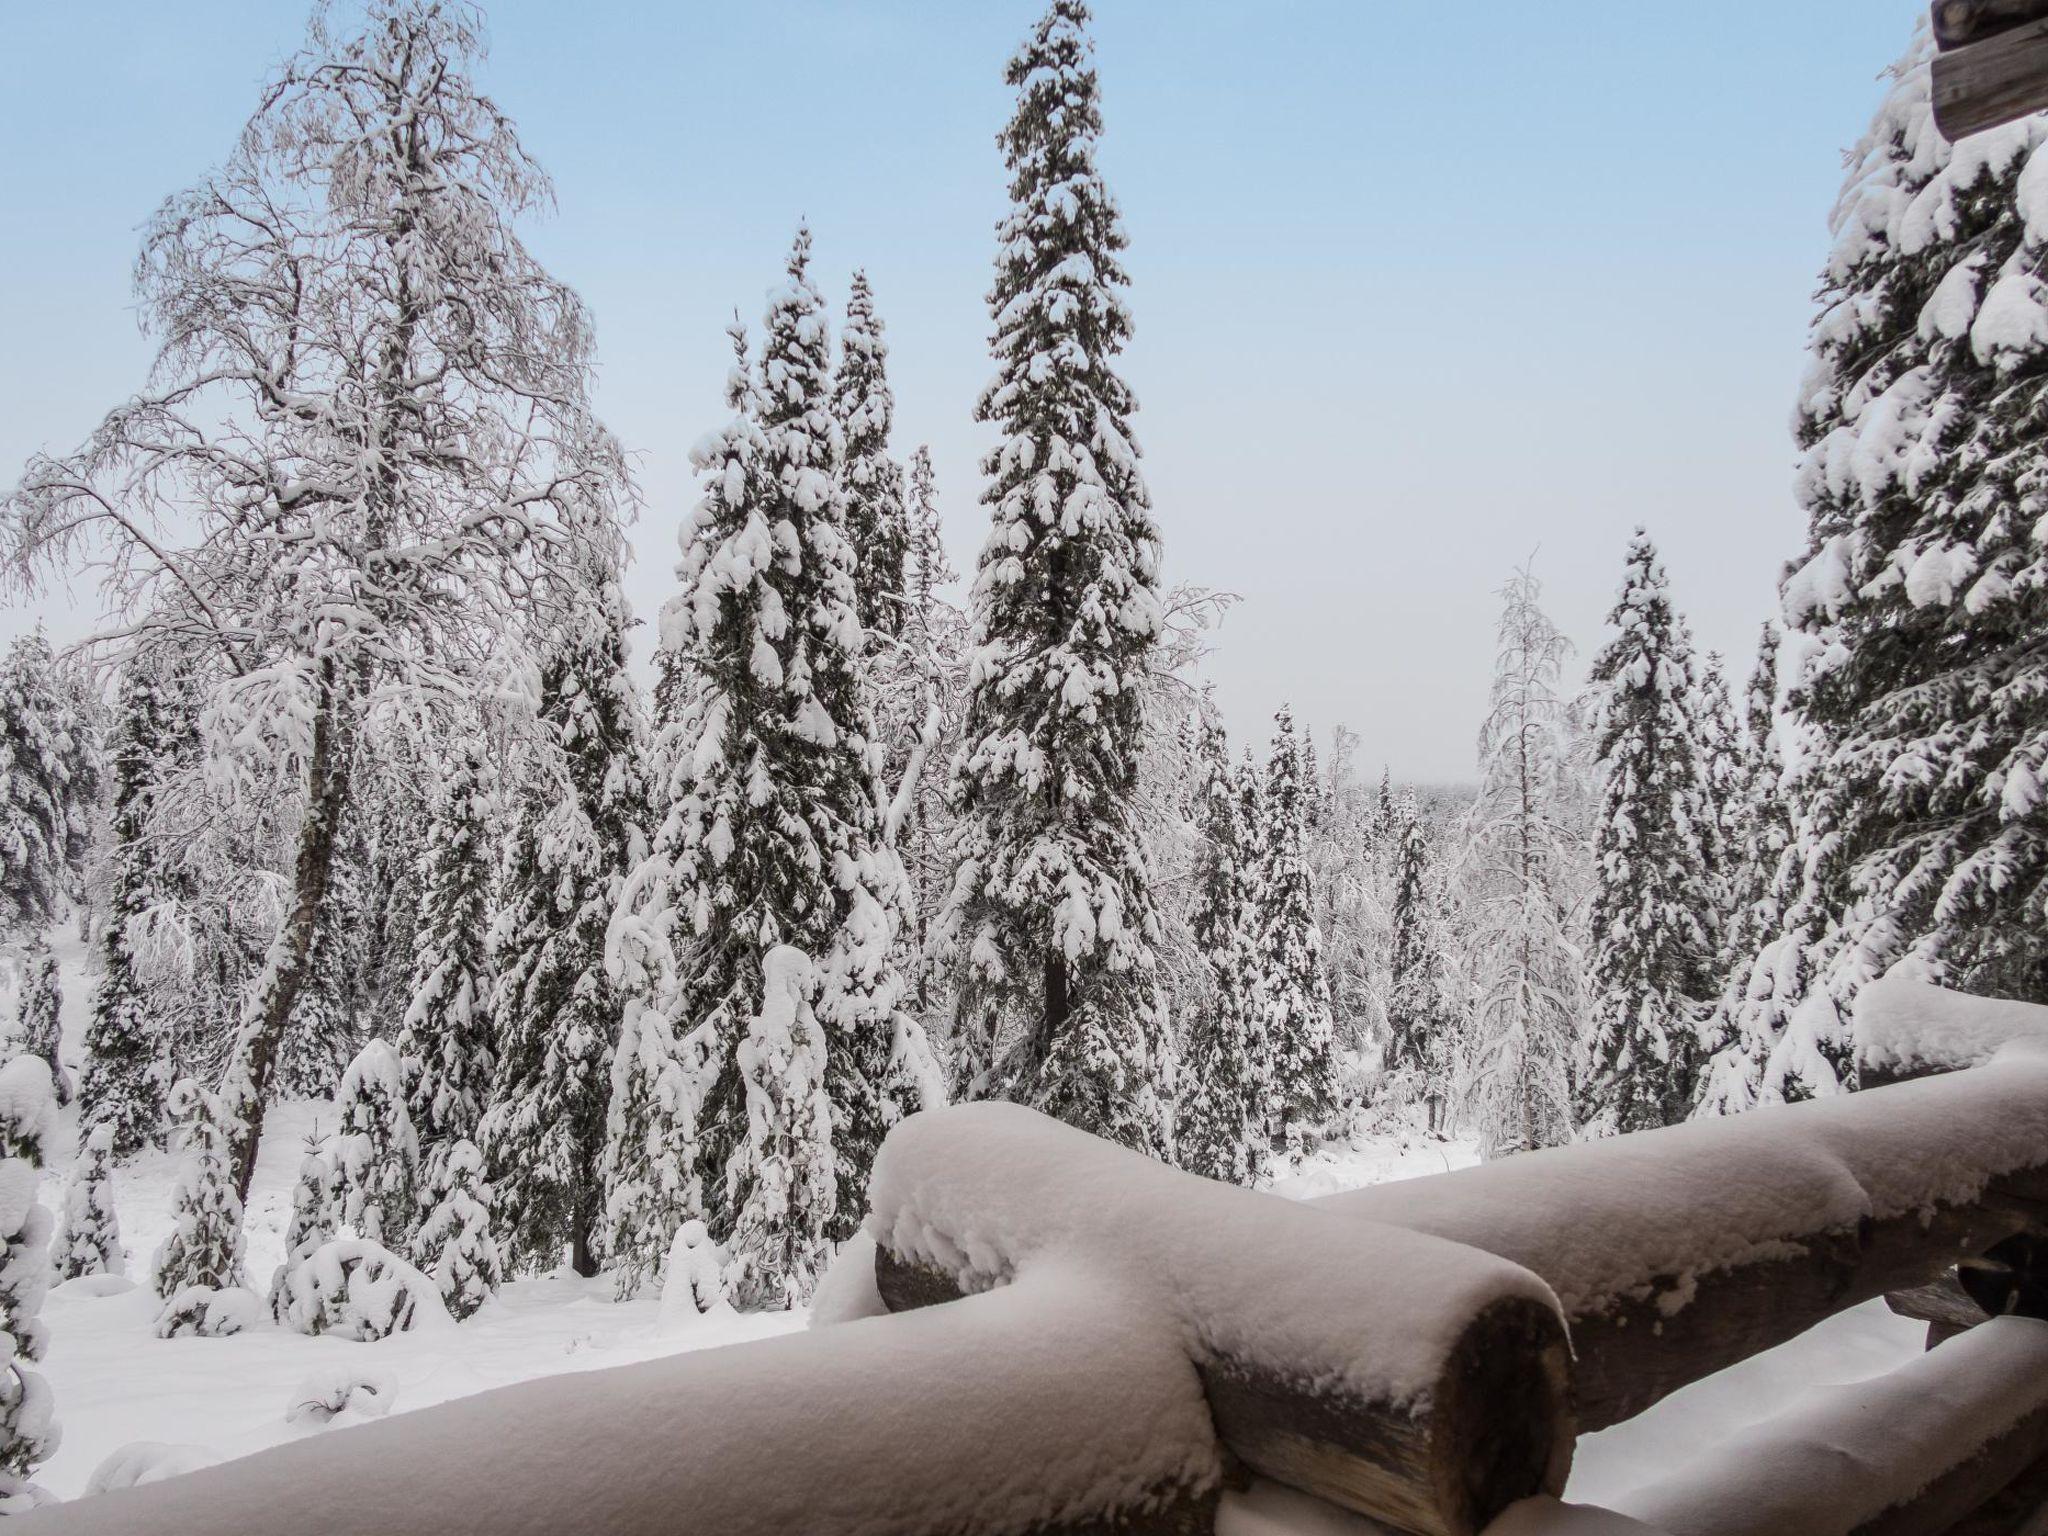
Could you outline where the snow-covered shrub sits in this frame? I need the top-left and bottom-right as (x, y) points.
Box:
(152, 1078), (246, 1301)
(332, 1039), (418, 1248)
(284, 1367), (396, 1426)
(656, 1219), (730, 1329)
(409, 1138), (501, 1321)
(0, 1056), (57, 1509)
(50, 1123), (122, 1280)
(723, 947), (835, 1311)
(85, 1441), (220, 1495)
(275, 1239), (449, 1341)
(268, 1149), (335, 1322)
(154, 1285), (264, 1340)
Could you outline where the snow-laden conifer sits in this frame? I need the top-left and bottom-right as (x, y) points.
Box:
(723, 948), (834, 1310)
(1385, 797), (1459, 1131)
(80, 657), (179, 1155)
(1583, 531), (1721, 1135)
(0, 1058), (56, 1511)
(939, 2), (1173, 1156)
(13, 944), (67, 1108)
(1176, 715), (1265, 1184)
(833, 270), (911, 640)
(608, 234), (932, 1290)
(50, 1124), (122, 1281)
(1765, 30), (2048, 1032)
(269, 1148), (334, 1321)
(1461, 565), (1590, 1155)
(0, 633), (94, 940)
(153, 1078), (245, 1300)
(1248, 707), (1336, 1158)
(332, 1039), (419, 1249)
(397, 738), (497, 1211)
(484, 534), (647, 1278)
(410, 1138), (501, 1321)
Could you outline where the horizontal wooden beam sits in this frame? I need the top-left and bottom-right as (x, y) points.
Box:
(1933, 17), (2048, 140)
(1933, 0), (2048, 50)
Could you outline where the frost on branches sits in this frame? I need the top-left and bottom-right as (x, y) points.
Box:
(50, 1124), (123, 1281)
(332, 1039), (419, 1250)
(0, 0), (628, 1208)
(1460, 565), (1589, 1156)
(1765, 29), (2048, 1058)
(1248, 707), (1337, 1158)
(832, 270), (911, 639)
(0, 1058), (56, 1512)
(940, 1), (1173, 1158)
(1584, 531), (1723, 1135)
(723, 947), (835, 1311)
(1175, 713), (1266, 1184)
(485, 542), (647, 1280)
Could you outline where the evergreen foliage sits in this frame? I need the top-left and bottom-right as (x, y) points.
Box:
(1583, 531), (1721, 1134)
(332, 1039), (419, 1249)
(50, 1124), (122, 1281)
(0, 632), (95, 939)
(939, 1), (1174, 1157)
(1248, 707), (1337, 1157)
(410, 1138), (502, 1321)
(269, 1149), (334, 1321)
(152, 1078), (246, 1300)
(14, 943), (67, 1108)
(0, 1058), (56, 1511)
(484, 541), (647, 1278)
(832, 270), (911, 639)
(1385, 797), (1458, 1131)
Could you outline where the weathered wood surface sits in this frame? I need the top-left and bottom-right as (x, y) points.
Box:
(1934, 0), (2048, 50)
(1889, 1270), (1993, 1332)
(870, 1107), (1575, 1536)
(1933, 17), (2048, 140)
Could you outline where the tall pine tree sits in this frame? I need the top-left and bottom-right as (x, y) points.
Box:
(1583, 531), (1720, 1134)
(939, 1), (1174, 1157)
(1385, 797), (1457, 1132)
(1249, 706), (1337, 1158)
(0, 633), (94, 940)
(832, 270), (911, 640)
(483, 534), (648, 1278)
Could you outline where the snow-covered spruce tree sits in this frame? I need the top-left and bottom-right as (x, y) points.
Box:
(153, 1078), (245, 1300)
(80, 655), (181, 1155)
(1248, 707), (1337, 1158)
(277, 828), (368, 1100)
(1175, 715), (1265, 1184)
(1763, 32), (2048, 1036)
(0, 1057), (56, 1511)
(332, 1039), (419, 1248)
(13, 943), (67, 1108)
(609, 235), (933, 1289)
(269, 1146), (334, 1318)
(50, 1124), (122, 1281)
(1699, 622), (1798, 1115)
(410, 1138), (501, 1321)
(938, 1), (1174, 1156)
(485, 533), (647, 1279)
(0, 632), (95, 940)
(1582, 532), (1721, 1135)
(833, 270), (911, 640)
(1386, 798), (1460, 1132)
(397, 736), (497, 1213)
(1, 0), (627, 1211)
(1460, 564), (1590, 1156)
(723, 948), (835, 1310)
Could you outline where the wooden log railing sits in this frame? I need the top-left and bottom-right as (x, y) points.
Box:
(23, 979), (2048, 1536)
(1930, 0), (2048, 139)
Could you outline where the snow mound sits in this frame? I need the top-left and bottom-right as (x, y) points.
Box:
(83, 1442), (221, 1496)
(809, 1232), (886, 1329)
(275, 1240), (450, 1341)
(285, 1368), (397, 1427)
(48, 1276), (135, 1302)
(153, 1286), (264, 1340)
(1855, 976), (2048, 1080)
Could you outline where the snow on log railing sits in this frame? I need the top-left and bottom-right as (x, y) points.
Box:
(1312, 977), (2048, 1430)
(867, 1103), (1576, 1536)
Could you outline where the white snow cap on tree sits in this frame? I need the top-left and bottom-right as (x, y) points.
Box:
(409, 1138), (502, 1322)
(51, 1124), (123, 1281)
(723, 947), (835, 1311)
(152, 1078), (246, 1304)
(333, 1039), (419, 1249)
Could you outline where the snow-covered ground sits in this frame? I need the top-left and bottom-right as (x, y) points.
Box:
(28, 933), (1927, 1522)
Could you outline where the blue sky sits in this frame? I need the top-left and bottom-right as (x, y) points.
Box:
(0, 0), (1927, 779)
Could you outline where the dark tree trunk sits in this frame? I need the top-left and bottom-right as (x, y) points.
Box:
(225, 661), (355, 1205)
